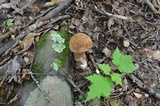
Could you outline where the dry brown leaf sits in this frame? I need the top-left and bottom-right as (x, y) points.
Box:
(8, 94), (20, 104)
(0, 56), (26, 86)
(133, 92), (142, 99)
(21, 69), (31, 80)
(152, 50), (160, 60)
(144, 48), (160, 60)
(44, 0), (63, 7)
(20, 33), (40, 49)
(107, 17), (114, 32)
(107, 99), (122, 106)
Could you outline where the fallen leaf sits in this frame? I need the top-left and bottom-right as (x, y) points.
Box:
(144, 48), (160, 60)
(107, 17), (114, 32)
(0, 56), (26, 86)
(20, 33), (40, 49)
(44, 0), (63, 7)
(133, 92), (142, 99)
(8, 94), (20, 104)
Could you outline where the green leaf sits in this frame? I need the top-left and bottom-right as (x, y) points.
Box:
(112, 47), (137, 73)
(111, 73), (122, 86)
(6, 20), (13, 27)
(98, 64), (111, 75)
(86, 74), (114, 101)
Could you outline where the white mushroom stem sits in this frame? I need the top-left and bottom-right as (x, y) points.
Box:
(74, 52), (87, 68)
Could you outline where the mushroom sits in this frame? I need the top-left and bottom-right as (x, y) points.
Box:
(69, 33), (93, 68)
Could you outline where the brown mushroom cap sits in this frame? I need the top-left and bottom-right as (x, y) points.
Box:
(69, 33), (92, 53)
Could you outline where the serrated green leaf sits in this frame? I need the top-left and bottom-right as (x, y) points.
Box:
(6, 20), (13, 27)
(111, 73), (122, 86)
(112, 47), (137, 73)
(86, 74), (114, 101)
(98, 64), (111, 75)
(118, 55), (137, 73)
(112, 48), (122, 66)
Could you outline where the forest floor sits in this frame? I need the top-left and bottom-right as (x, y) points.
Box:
(0, 0), (160, 106)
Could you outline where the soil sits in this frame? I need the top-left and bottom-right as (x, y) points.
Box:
(0, 0), (160, 106)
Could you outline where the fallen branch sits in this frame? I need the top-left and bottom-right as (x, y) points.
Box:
(38, 0), (73, 21)
(30, 72), (50, 102)
(129, 74), (160, 99)
(66, 76), (86, 97)
(34, 15), (70, 33)
(0, 0), (73, 56)
(26, 6), (57, 27)
(145, 0), (158, 13)
(94, 5), (133, 20)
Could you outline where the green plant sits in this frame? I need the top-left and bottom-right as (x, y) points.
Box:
(86, 47), (137, 101)
(51, 29), (70, 71)
(6, 20), (13, 27)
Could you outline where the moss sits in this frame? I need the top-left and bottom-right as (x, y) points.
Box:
(31, 61), (43, 73)
(36, 32), (48, 49)
(55, 28), (71, 69)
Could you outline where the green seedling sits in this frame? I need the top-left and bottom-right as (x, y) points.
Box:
(6, 20), (13, 27)
(86, 47), (137, 101)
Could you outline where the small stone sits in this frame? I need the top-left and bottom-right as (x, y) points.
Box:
(145, 93), (149, 98)
(123, 40), (130, 47)
(102, 47), (111, 57)
(133, 92), (142, 99)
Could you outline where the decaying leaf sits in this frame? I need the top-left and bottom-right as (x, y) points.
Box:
(107, 17), (114, 32)
(144, 48), (160, 60)
(133, 92), (142, 99)
(0, 55), (26, 86)
(44, 0), (63, 7)
(19, 33), (40, 49)
(8, 94), (20, 104)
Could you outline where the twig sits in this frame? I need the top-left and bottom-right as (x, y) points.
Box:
(94, 5), (133, 20)
(26, 6), (57, 27)
(2, 40), (20, 56)
(129, 74), (160, 99)
(0, 0), (73, 56)
(66, 76), (86, 97)
(30, 73), (50, 102)
(0, 29), (30, 56)
(0, 72), (65, 76)
(34, 15), (70, 33)
(145, 0), (158, 13)
(40, 0), (73, 21)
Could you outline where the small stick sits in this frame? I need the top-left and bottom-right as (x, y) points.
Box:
(94, 6), (133, 20)
(129, 74), (160, 99)
(34, 15), (70, 33)
(30, 73), (50, 102)
(145, 0), (158, 13)
(26, 6), (57, 27)
(66, 76), (86, 97)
